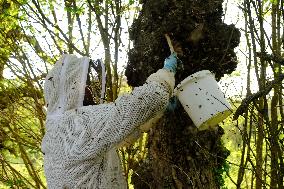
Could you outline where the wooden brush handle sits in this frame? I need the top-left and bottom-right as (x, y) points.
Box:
(165, 34), (175, 53)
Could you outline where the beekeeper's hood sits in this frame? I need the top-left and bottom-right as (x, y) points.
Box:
(44, 55), (91, 116)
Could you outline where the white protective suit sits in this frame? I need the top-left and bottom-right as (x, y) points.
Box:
(41, 54), (175, 189)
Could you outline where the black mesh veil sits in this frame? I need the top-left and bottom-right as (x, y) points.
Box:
(83, 59), (106, 106)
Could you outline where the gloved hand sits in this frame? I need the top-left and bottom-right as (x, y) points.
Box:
(163, 52), (178, 74)
(167, 96), (178, 112)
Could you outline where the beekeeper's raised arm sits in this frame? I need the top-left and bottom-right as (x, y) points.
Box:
(80, 53), (178, 155)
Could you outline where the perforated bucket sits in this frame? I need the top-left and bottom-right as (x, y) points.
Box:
(174, 70), (232, 130)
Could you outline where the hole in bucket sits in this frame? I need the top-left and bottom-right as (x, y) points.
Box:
(199, 105), (202, 108)
(195, 94), (198, 96)
(199, 88), (202, 90)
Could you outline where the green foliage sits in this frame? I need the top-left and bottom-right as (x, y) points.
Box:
(5, 0), (284, 188)
(5, 179), (24, 187)
(0, 0), (140, 188)
(214, 161), (230, 187)
(129, 0), (135, 5)
(269, 0), (279, 5)
(213, 137), (231, 188)
(0, 0), (21, 75)
(64, 5), (85, 15)
(0, 79), (45, 188)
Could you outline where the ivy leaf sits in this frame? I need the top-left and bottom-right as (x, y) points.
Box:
(129, 0), (135, 5)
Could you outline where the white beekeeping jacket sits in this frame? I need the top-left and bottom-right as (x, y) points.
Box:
(41, 54), (175, 189)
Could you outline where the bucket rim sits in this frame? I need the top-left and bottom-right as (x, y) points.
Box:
(198, 109), (232, 130)
(174, 70), (214, 94)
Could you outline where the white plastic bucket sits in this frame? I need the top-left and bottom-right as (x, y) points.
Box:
(174, 70), (232, 130)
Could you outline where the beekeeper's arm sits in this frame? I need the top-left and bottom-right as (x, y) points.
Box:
(119, 53), (178, 146)
(70, 53), (178, 160)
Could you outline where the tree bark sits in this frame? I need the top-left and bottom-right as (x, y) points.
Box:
(131, 108), (229, 188)
(0, 62), (4, 80)
(126, 0), (240, 188)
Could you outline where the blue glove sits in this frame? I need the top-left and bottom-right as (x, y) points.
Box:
(163, 52), (178, 74)
(167, 96), (178, 112)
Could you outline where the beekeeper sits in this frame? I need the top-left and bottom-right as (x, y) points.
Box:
(41, 53), (178, 188)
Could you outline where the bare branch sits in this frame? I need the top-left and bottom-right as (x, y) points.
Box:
(234, 73), (284, 120)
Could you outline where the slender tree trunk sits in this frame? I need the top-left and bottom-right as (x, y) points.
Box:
(270, 94), (279, 189)
(246, 1), (265, 187)
(237, 10), (252, 187)
(270, 2), (283, 188)
(91, 0), (114, 102)
(255, 106), (264, 189)
(64, 0), (74, 54)
(112, 0), (122, 100)
(0, 62), (4, 80)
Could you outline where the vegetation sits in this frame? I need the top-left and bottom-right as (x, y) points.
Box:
(0, 0), (283, 188)
(223, 0), (284, 188)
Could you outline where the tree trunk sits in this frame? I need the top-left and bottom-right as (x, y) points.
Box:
(0, 63), (4, 80)
(270, 2), (283, 188)
(126, 0), (240, 188)
(132, 109), (229, 188)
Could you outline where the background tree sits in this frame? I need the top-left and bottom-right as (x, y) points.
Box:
(1, 0), (283, 188)
(231, 0), (284, 188)
(0, 0), (136, 187)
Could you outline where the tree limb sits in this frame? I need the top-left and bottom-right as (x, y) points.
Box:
(256, 51), (284, 66)
(234, 73), (284, 120)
